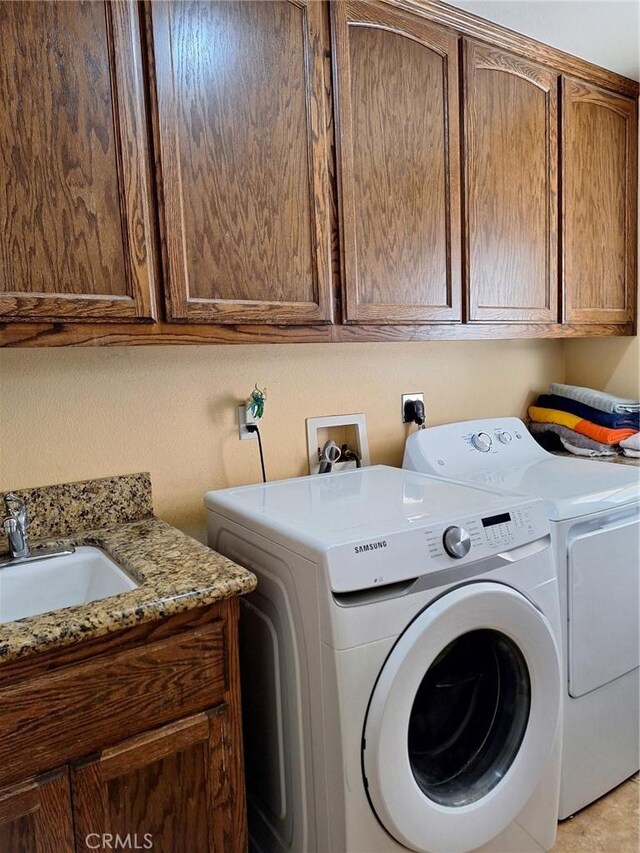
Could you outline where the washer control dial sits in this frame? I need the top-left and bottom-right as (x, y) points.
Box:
(471, 432), (492, 452)
(497, 431), (513, 444)
(442, 526), (472, 559)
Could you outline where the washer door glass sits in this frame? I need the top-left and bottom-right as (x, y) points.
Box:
(362, 582), (561, 853)
(408, 629), (530, 807)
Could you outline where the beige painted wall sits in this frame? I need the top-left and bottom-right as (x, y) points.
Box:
(0, 340), (563, 541)
(565, 336), (640, 399)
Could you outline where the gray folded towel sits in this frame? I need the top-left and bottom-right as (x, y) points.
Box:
(560, 439), (614, 458)
(528, 421), (618, 455)
(549, 383), (640, 414)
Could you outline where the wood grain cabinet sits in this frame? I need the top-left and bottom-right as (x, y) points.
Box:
(0, 602), (246, 853)
(0, 0), (637, 344)
(0, 1), (157, 323)
(561, 78), (638, 324)
(150, 0), (333, 324)
(0, 769), (74, 853)
(332, 1), (462, 324)
(72, 710), (240, 853)
(463, 40), (559, 323)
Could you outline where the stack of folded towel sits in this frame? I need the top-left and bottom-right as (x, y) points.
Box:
(528, 382), (640, 458)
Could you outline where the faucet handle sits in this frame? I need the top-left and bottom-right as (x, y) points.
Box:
(4, 493), (27, 523)
(3, 495), (30, 560)
(3, 517), (17, 534)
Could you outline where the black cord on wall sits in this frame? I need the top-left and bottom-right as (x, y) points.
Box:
(246, 424), (267, 483)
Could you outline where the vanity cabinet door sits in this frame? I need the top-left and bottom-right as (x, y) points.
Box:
(562, 78), (638, 324)
(0, 1), (157, 323)
(0, 768), (74, 853)
(150, 0), (332, 325)
(332, 1), (462, 324)
(463, 40), (559, 323)
(71, 709), (246, 853)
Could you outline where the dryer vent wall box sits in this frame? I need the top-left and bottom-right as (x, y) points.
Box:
(204, 466), (563, 853)
(306, 413), (370, 475)
(403, 416), (640, 820)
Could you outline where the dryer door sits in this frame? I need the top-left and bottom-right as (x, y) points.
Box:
(568, 512), (640, 697)
(363, 582), (561, 853)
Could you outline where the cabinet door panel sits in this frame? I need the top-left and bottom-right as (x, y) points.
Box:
(152, 0), (332, 324)
(464, 41), (558, 322)
(333, 1), (461, 324)
(562, 78), (637, 324)
(0, 1), (156, 322)
(0, 770), (73, 853)
(72, 710), (245, 853)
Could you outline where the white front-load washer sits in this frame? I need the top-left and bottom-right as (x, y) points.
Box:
(205, 466), (563, 852)
(404, 417), (640, 819)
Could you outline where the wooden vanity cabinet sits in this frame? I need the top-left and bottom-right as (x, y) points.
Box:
(561, 78), (638, 325)
(72, 709), (242, 853)
(463, 40), (559, 324)
(332, 0), (462, 324)
(0, 1), (157, 324)
(0, 769), (74, 853)
(149, 0), (333, 325)
(0, 600), (246, 853)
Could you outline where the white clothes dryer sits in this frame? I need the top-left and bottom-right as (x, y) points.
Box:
(404, 417), (640, 819)
(205, 466), (563, 852)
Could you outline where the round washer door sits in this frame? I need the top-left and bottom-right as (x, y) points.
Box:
(363, 582), (561, 853)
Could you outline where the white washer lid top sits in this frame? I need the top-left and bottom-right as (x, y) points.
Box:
(205, 465), (531, 553)
(467, 458), (640, 521)
(403, 418), (640, 521)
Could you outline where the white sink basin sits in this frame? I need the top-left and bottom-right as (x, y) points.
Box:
(0, 546), (139, 625)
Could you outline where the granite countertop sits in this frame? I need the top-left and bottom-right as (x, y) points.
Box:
(0, 474), (256, 665)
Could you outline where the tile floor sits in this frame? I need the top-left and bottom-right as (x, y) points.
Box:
(552, 774), (639, 852)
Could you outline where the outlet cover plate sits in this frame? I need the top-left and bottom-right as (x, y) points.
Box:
(401, 393), (424, 423)
(237, 405), (258, 441)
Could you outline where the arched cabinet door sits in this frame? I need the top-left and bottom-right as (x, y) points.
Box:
(151, 0), (332, 325)
(332, 1), (462, 324)
(562, 78), (637, 325)
(463, 40), (559, 323)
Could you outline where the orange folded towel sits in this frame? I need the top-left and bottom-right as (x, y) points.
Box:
(528, 406), (636, 446)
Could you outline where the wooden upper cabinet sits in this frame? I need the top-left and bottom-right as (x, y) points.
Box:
(0, 770), (74, 853)
(562, 78), (638, 325)
(151, 1), (332, 324)
(463, 40), (558, 323)
(72, 711), (245, 853)
(0, 1), (157, 323)
(332, 1), (462, 324)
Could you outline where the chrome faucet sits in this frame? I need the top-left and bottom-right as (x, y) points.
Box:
(3, 494), (30, 559)
(0, 494), (75, 569)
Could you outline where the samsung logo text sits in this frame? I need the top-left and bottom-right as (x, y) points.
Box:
(354, 540), (387, 554)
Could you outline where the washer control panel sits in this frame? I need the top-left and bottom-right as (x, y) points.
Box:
(403, 416), (550, 478)
(423, 504), (539, 563)
(468, 427), (523, 454)
(328, 492), (549, 593)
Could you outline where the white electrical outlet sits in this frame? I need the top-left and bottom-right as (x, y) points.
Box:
(238, 405), (258, 441)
